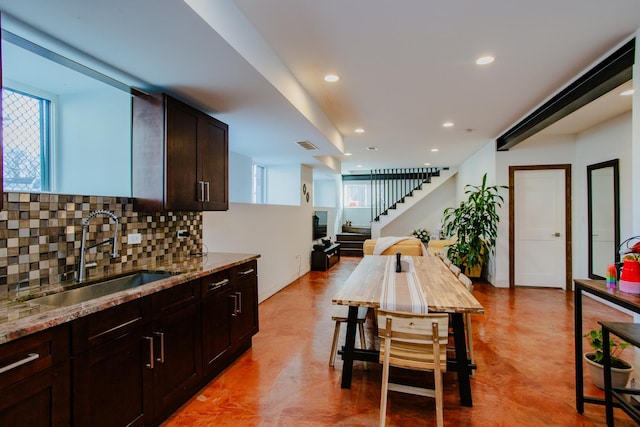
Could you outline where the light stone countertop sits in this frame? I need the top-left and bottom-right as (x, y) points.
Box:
(0, 252), (260, 344)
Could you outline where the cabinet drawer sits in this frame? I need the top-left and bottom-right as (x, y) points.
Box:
(202, 269), (232, 298)
(152, 280), (200, 320)
(0, 324), (69, 390)
(235, 260), (257, 282)
(72, 299), (149, 354)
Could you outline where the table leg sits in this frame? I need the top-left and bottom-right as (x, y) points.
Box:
(451, 313), (472, 407)
(575, 287), (584, 413)
(602, 326), (614, 426)
(340, 305), (359, 389)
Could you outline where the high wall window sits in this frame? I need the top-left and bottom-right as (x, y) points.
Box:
(2, 87), (51, 192)
(252, 163), (266, 204)
(343, 182), (371, 207)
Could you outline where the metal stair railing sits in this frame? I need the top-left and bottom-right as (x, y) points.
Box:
(370, 167), (441, 222)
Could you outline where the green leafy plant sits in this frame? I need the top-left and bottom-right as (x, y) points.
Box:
(441, 173), (507, 274)
(583, 329), (630, 366)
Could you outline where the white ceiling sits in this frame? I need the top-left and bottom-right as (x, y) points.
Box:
(0, 0), (638, 176)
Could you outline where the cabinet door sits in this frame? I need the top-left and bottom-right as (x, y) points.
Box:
(199, 114), (229, 211)
(73, 329), (153, 427)
(234, 263), (259, 347)
(153, 302), (202, 422)
(166, 96), (200, 211)
(0, 362), (70, 427)
(202, 274), (234, 379)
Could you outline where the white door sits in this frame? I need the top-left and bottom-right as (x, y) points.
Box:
(514, 169), (566, 288)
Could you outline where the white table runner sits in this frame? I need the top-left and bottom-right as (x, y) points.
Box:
(379, 256), (428, 313)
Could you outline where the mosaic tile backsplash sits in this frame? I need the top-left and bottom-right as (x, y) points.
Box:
(0, 192), (203, 299)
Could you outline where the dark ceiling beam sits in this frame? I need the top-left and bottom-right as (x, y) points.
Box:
(496, 38), (635, 151)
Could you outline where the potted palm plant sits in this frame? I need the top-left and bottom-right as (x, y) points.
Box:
(583, 328), (633, 389)
(441, 173), (506, 277)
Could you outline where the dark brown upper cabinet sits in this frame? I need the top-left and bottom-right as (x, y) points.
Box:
(132, 93), (228, 212)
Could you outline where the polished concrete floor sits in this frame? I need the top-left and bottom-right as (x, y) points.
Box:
(164, 256), (638, 426)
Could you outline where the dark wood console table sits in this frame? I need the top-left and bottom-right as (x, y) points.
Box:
(574, 279), (640, 414)
(311, 243), (341, 271)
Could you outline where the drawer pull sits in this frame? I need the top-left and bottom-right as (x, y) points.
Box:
(239, 268), (255, 276)
(230, 294), (238, 317)
(144, 336), (154, 369)
(0, 352), (39, 374)
(154, 332), (165, 363)
(209, 278), (229, 290)
(235, 291), (242, 315)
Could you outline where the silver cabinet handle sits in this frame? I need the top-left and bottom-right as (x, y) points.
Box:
(0, 352), (39, 374)
(154, 332), (165, 363)
(144, 336), (154, 369)
(239, 268), (255, 276)
(198, 181), (205, 202)
(209, 278), (229, 291)
(230, 294), (238, 317)
(205, 181), (210, 202)
(235, 291), (242, 315)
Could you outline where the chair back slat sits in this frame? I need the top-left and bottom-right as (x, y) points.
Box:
(377, 309), (448, 371)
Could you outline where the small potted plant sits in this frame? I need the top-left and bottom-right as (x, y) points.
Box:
(411, 228), (430, 243)
(583, 328), (633, 389)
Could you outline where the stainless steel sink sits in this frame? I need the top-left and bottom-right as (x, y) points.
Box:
(29, 272), (173, 307)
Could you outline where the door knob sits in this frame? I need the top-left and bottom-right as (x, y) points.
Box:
(552, 232), (561, 237)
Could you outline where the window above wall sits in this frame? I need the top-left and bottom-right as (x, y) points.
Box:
(2, 86), (52, 192)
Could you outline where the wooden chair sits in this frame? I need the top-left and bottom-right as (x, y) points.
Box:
(377, 309), (449, 427)
(458, 273), (475, 378)
(449, 263), (461, 277)
(329, 306), (369, 368)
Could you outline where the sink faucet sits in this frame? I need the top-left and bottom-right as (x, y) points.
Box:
(78, 210), (119, 282)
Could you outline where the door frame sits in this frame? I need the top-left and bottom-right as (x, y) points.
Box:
(509, 165), (572, 289)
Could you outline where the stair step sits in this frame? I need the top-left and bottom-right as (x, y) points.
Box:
(340, 247), (364, 257)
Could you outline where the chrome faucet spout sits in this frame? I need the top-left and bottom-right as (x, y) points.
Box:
(78, 210), (119, 282)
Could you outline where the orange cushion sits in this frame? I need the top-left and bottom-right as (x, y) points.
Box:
(362, 239), (423, 256)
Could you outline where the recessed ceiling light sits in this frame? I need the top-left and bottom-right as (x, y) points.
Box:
(345, 152), (352, 156)
(356, 165), (363, 168)
(367, 146), (378, 151)
(431, 148), (439, 152)
(354, 128), (365, 133)
(476, 56), (495, 65)
(620, 89), (635, 96)
(442, 122), (454, 128)
(324, 74), (340, 82)
(424, 162), (431, 166)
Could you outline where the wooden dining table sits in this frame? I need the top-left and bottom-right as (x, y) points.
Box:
(332, 254), (485, 407)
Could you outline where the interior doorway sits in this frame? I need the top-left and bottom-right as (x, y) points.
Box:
(509, 165), (572, 289)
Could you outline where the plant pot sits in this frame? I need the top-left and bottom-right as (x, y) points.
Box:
(465, 264), (482, 278)
(584, 352), (633, 389)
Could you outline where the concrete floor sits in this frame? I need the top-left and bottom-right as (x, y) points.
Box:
(163, 256), (637, 426)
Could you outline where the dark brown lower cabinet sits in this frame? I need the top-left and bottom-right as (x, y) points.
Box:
(152, 301), (202, 423)
(0, 324), (70, 427)
(0, 260), (258, 426)
(234, 262), (259, 347)
(72, 328), (153, 427)
(202, 270), (234, 380)
(0, 361), (70, 426)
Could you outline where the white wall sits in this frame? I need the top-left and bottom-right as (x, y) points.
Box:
(479, 111), (633, 288)
(574, 112), (633, 278)
(57, 88), (131, 196)
(313, 173), (342, 236)
(343, 207), (370, 227)
(267, 164), (300, 205)
(229, 151), (253, 203)
(381, 177), (457, 239)
(203, 202), (312, 303)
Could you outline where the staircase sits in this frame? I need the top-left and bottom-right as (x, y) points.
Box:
(336, 226), (371, 257)
(371, 168), (444, 222)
